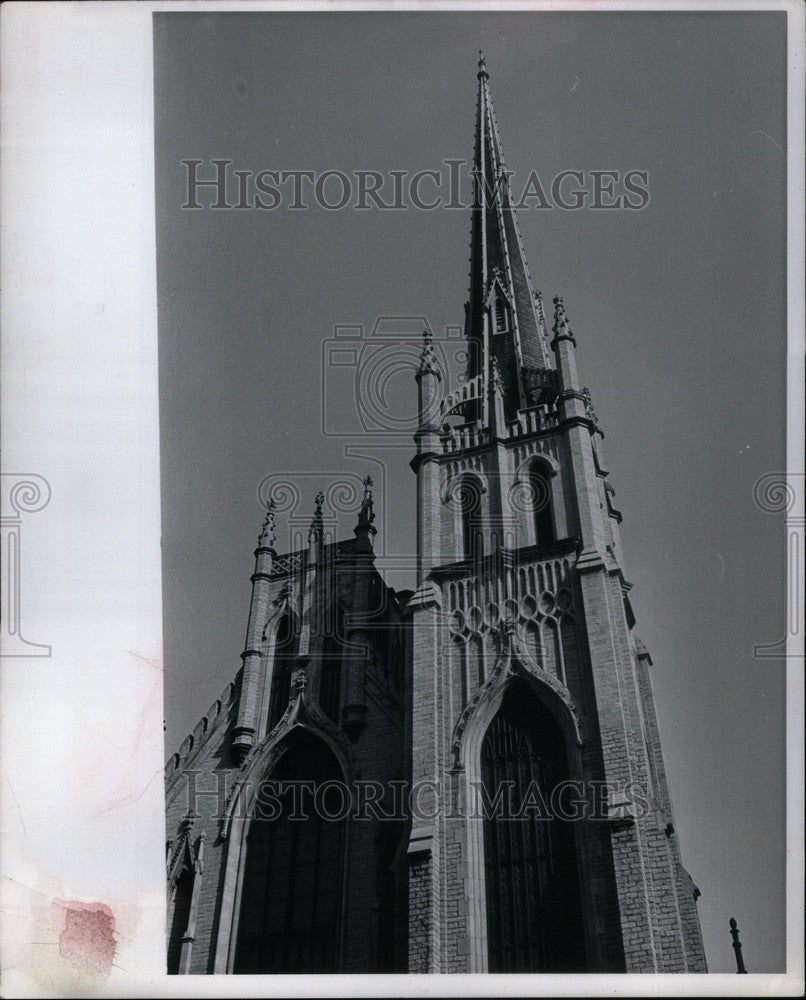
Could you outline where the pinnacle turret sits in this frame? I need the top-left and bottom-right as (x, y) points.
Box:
(258, 498), (277, 548)
(551, 295), (576, 347)
(416, 327), (441, 379)
(357, 475), (375, 530)
(354, 474), (377, 553)
(308, 490), (325, 542)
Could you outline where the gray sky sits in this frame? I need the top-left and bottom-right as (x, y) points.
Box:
(155, 10), (787, 973)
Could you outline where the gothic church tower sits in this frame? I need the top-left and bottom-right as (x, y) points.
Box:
(405, 53), (707, 973)
(165, 483), (409, 974)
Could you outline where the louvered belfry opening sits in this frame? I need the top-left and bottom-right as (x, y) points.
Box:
(481, 683), (586, 971)
(234, 732), (346, 973)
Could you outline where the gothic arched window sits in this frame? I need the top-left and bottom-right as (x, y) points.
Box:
(460, 477), (484, 563)
(481, 683), (585, 971)
(234, 733), (346, 973)
(319, 604), (344, 724)
(267, 612), (297, 732)
(529, 460), (556, 547)
(166, 864), (193, 974)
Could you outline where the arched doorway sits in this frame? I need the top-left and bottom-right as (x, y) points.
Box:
(481, 683), (585, 971)
(233, 732), (346, 973)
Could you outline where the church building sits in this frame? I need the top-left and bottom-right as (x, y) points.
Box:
(165, 54), (707, 975)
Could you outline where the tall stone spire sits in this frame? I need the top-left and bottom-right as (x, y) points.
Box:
(466, 51), (553, 420)
(232, 498), (278, 761)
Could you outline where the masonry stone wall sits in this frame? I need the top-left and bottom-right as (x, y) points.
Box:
(404, 385), (707, 973)
(165, 541), (407, 974)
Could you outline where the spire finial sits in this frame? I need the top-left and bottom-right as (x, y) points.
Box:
(354, 474), (377, 547)
(552, 295), (567, 334)
(477, 50), (489, 80)
(357, 474), (376, 530)
(417, 327), (441, 377)
(258, 497), (277, 547)
(729, 917), (748, 974)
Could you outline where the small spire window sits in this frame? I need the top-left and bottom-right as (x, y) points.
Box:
(494, 298), (508, 334)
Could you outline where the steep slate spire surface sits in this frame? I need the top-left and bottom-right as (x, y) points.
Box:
(466, 51), (553, 419)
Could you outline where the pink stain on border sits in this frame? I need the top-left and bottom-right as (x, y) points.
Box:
(53, 900), (116, 984)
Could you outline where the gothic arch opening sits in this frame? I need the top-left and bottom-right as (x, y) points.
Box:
(266, 611), (298, 732)
(459, 475), (484, 562)
(233, 731), (346, 973)
(529, 459), (556, 547)
(167, 864), (193, 974)
(481, 681), (585, 971)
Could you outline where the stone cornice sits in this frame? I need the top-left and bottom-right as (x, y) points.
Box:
(409, 448), (441, 473)
(557, 414), (598, 436)
(430, 536), (580, 580)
